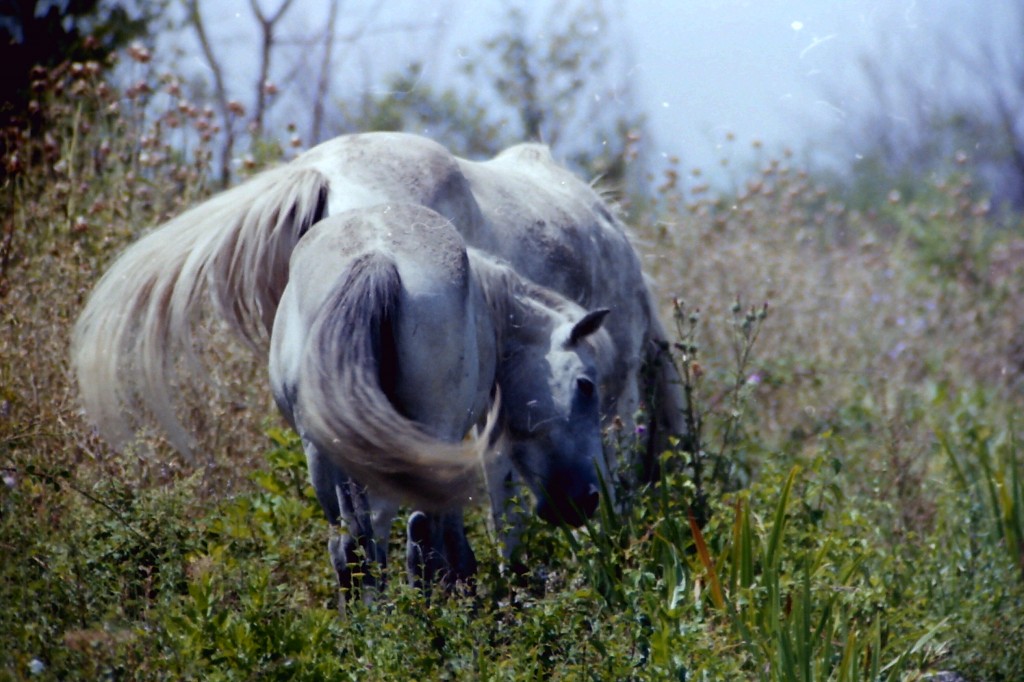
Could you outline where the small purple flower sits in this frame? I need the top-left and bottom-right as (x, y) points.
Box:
(746, 372), (762, 386)
(888, 342), (907, 360)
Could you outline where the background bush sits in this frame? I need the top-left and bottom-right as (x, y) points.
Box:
(2, 20), (1023, 680)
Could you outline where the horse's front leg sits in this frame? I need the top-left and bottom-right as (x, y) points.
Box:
(405, 510), (477, 598)
(304, 438), (397, 613)
(483, 450), (530, 576)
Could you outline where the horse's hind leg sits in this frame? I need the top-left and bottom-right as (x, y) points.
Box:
(304, 439), (397, 612)
(405, 510), (477, 597)
(639, 321), (691, 485)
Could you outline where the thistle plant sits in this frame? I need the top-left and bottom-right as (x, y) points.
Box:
(664, 296), (769, 528)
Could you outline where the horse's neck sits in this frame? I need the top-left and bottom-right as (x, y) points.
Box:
(469, 252), (562, 347)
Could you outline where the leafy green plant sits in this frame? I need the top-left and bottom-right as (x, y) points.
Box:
(936, 387), (1024, 581)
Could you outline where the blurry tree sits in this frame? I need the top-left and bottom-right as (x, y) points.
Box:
(176, 0), (445, 183)
(0, 0), (158, 128)
(330, 62), (504, 158)
(309, 0), (341, 144)
(250, 0), (300, 135)
(183, 0), (303, 184)
(827, 1), (1024, 210)
(460, 1), (645, 188)
(168, 0), (644, 190)
(329, 1), (646, 189)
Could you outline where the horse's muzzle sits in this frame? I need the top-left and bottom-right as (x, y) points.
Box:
(536, 470), (600, 527)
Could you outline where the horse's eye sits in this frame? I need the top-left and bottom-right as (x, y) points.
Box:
(577, 377), (595, 398)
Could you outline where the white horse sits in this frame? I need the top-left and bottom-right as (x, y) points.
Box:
(256, 130), (688, 518)
(270, 131), (686, 483)
(72, 131), (686, 593)
(73, 195), (611, 602)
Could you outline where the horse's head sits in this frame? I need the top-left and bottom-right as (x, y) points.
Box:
(498, 306), (611, 527)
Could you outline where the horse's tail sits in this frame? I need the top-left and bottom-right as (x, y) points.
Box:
(294, 253), (491, 511)
(71, 164), (329, 454)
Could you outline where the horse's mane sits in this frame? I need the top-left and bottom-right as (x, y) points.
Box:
(469, 248), (616, 384)
(468, 250), (575, 345)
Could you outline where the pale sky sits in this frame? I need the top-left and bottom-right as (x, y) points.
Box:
(165, 1), (1010, 182)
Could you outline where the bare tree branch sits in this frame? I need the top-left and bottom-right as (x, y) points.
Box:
(183, 0), (234, 185)
(311, 0), (341, 144)
(249, 0), (300, 137)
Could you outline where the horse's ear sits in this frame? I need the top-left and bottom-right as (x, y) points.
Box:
(568, 308), (610, 346)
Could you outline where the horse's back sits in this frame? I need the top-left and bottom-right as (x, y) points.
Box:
(293, 132), (644, 313)
(458, 145), (647, 309)
(291, 131), (645, 318)
(298, 132), (488, 243)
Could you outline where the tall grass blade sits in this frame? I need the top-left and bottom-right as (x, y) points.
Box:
(1006, 421), (1024, 577)
(765, 466), (799, 570)
(688, 509), (725, 610)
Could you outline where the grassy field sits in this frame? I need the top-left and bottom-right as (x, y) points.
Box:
(2, 61), (1023, 680)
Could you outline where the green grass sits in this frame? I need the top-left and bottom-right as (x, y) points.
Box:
(2, 58), (1024, 680)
